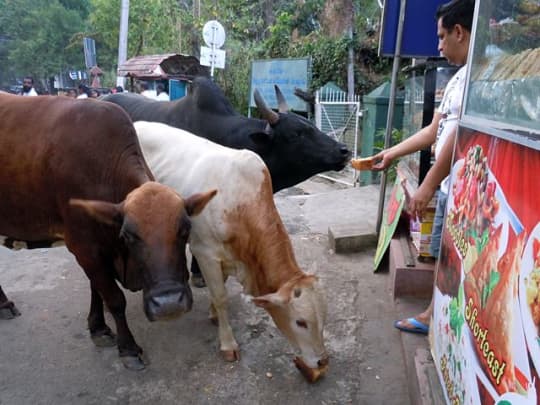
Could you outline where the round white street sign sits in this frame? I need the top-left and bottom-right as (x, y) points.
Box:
(202, 20), (226, 48)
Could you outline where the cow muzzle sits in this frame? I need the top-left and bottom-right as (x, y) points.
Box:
(294, 354), (329, 383)
(143, 283), (193, 321)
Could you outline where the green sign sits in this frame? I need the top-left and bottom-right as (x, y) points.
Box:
(374, 176), (406, 271)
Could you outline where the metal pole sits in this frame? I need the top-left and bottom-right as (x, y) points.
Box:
(347, 26), (354, 102)
(116, 0), (129, 88)
(376, 0), (407, 235)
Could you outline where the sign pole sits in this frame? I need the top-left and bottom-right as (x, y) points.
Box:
(202, 20), (225, 79)
(211, 43), (215, 78)
(376, 0), (407, 235)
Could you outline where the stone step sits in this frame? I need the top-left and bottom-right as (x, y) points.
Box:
(327, 223), (378, 253)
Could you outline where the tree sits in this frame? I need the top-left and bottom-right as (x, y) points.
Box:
(0, 0), (88, 91)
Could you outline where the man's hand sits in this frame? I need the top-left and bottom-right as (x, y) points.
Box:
(408, 181), (438, 221)
(371, 150), (393, 171)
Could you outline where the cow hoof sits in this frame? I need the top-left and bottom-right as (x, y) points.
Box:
(121, 354), (146, 371)
(0, 302), (21, 319)
(91, 328), (117, 347)
(221, 349), (240, 362)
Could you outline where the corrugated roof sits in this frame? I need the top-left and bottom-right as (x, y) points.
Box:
(117, 53), (208, 79)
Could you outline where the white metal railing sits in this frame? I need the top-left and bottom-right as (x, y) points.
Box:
(315, 89), (362, 187)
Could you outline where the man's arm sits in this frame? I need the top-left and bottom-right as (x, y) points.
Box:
(408, 129), (456, 219)
(372, 112), (442, 171)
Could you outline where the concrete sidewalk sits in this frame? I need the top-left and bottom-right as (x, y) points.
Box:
(276, 177), (442, 405)
(0, 176), (439, 405)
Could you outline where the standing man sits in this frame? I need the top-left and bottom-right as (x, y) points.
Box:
(156, 83), (169, 101)
(372, 0), (475, 334)
(77, 84), (89, 99)
(140, 82), (157, 99)
(20, 76), (38, 96)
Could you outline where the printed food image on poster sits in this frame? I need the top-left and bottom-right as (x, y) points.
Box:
(432, 128), (540, 405)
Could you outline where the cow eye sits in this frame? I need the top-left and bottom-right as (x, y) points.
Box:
(294, 288), (302, 298)
(296, 320), (308, 329)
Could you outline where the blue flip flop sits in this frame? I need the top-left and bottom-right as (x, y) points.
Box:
(394, 318), (429, 335)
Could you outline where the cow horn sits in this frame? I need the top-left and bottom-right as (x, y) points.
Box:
(254, 89), (279, 125)
(274, 85), (289, 113)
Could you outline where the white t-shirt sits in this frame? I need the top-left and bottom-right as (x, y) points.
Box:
(435, 65), (467, 194)
(156, 92), (169, 101)
(77, 93), (88, 99)
(141, 90), (158, 100)
(22, 88), (38, 96)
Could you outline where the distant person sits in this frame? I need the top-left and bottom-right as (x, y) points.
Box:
(89, 88), (100, 98)
(66, 89), (77, 98)
(20, 76), (38, 96)
(115, 86), (124, 93)
(77, 84), (89, 99)
(156, 83), (169, 101)
(140, 82), (157, 99)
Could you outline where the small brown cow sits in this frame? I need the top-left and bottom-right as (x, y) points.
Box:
(0, 94), (216, 370)
(135, 121), (329, 382)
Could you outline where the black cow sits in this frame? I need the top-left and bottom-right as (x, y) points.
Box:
(102, 76), (351, 192)
(0, 94), (216, 370)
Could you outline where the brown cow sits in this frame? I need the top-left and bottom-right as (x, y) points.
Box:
(0, 94), (216, 370)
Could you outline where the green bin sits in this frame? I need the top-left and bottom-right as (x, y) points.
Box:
(360, 82), (404, 185)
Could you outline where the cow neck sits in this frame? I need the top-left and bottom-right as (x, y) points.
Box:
(226, 207), (303, 297)
(111, 144), (151, 202)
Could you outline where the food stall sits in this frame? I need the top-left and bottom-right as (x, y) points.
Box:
(430, 0), (540, 403)
(117, 53), (208, 99)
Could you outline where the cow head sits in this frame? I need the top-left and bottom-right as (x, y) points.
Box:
(252, 274), (328, 375)
(253, 86), (351, 191)
(70, 182), (217, 322)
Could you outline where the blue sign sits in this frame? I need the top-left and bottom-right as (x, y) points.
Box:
(249, 58), (311, 112)
(379, 0), (447, 58)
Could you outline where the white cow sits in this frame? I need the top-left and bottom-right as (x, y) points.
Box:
(134, 121), (329, 381)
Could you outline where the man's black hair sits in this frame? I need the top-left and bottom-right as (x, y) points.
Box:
(436, 0), (475, 32)
(23, 76), (34, 84)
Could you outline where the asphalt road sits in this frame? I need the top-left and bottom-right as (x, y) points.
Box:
(0, 178), (410, 405)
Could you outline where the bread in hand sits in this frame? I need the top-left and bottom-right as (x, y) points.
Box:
(350, 157), (374, 171)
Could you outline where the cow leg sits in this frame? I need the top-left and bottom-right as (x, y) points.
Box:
(193, 254), (239, 361)
(0, 285), (21, 319)
(209, 273), (229, 324)
(88, 286), (116, 347)
(190, 257), (206, 288)
(90, 277), (145, 370)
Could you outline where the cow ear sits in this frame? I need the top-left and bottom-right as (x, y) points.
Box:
(252, 291), (290, 309)
(185, 189), (217, 216)
(69, 199), (123, 226)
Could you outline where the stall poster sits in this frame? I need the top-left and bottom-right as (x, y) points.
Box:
(431, 127), (540, 404)
(374, 174), (406, 271)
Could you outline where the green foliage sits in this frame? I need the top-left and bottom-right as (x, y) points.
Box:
(215, 38), (261, 114)
(0, 0), (391, 104)
(0, 0), (87, 89)
(89, 0), (181, 65)
(373, 127), (403, 182)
